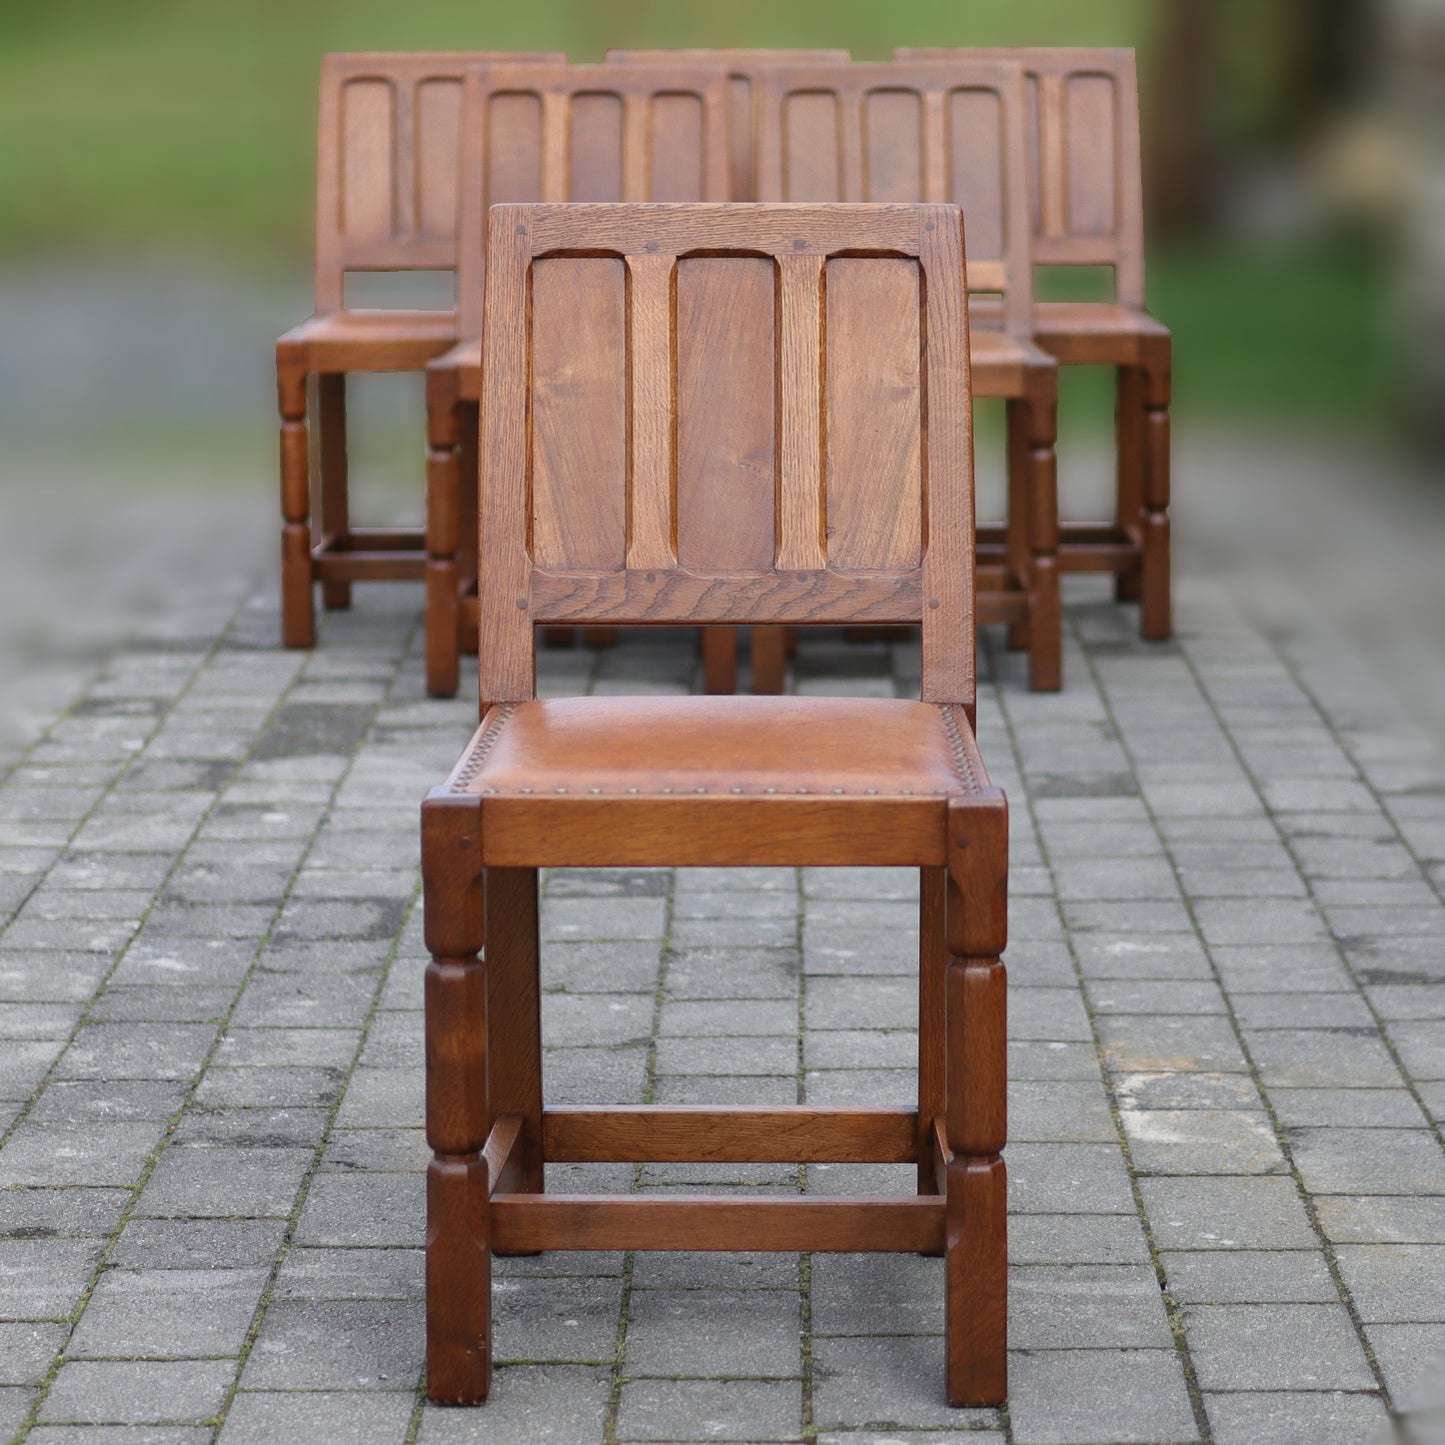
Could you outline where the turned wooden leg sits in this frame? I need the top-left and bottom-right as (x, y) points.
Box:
(278, 361), (314, 648)
(701, 627), (738, 695)
(751, 626), (787, 694)
(422, 794), (491, 1402)
(1020, 373), (1062, 691)
(484, 867), (545, 1209)
(917, 866), (946, 1213)
(944, 795), (1008, 1406)
(1113, 365), (1144, 602)
(1004, 399), (1032, 652)
(426, 370), (463, 698)
(317, 373), (351, 610)
(1140, 342), (1173, 640)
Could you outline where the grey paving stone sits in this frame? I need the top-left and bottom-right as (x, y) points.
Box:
(542, 897), (668, 942)
(540, 939), (665, 995)
(1315, 1195), (1445, 1245)
(803, 978), (917, 1032)
(39, 1359), (235, 1424)
(1007, 1347), (1199, 1445)
(0, 1320), (67, 1384)
(1289, 1127), (1445, 1195)
(1335, 1244), (1445, 1322)
(1139, 1176), (1318, 1250)
(1203, 1388), (1390, 1445)
(1084, 979), (1227, 1014)
(618, 1376), (803, 1442)
(271, 1247), (422, 1301)
(1210, 944), (1356, 994)
(1013, 1265), (1173, 1350)
(170, 1106), (329, 1148)
(67, 1267), (268, 1358)
(1010, 1143), (1136, 1214)
(111, 1219), (288, 1270)
(322, 1127), (428, 1174)
(1096, 1015), (1250, 1075)
(1246, 1028), (1404, 1088)
(0, 1121), (166, 1187)
(54, 1022), (219, 1081)
(242, 1299), (422, 1390)
(332, 1067), (424, 1127)
(1009, 1214), (1152, 1266)
(218, 1389), (415, 1445)
(136, 1144), (312, 1218)
(0, 1388), (37, 1438)
(1112, 1071), (1261, 1111)
(621, 1288), (803, 1375)
(655, 1035), (799, 1077)
(1184, 1303), (1376, 1389)
(538, 993), (657, 1047)
(294, 1172), (425, 1248)
(1008, 987), (1094, 1042)
(1161, 1249), (1340, 1303)
(1121, 1109), (1286, 1175)
(0, 1238), (104, 1318)
(1364, 1321), (1445, 1409)
(491, 1274), (622, 1363)
(664, 945), (797, 999)
(811, 1334), (997, 1433)
(1010, 1080), (1117, 1143)
(1271, 1087), (1430, 1130)
(415, 1363), (610, 1443)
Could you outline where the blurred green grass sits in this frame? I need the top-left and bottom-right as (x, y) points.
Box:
(0, 0), (1394, 430)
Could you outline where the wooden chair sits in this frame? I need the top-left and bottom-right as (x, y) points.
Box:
(421, 202), (1009, 1406)
(275, 51), (563, 648)
(421, 62), (731, 698)
(755, 59), (1063, 691)
(896, 47), (1172, 638)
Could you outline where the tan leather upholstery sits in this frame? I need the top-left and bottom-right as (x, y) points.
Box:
(457, 696), (979, 799)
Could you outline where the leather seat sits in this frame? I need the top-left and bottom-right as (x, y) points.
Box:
(459, 695), (974, 798)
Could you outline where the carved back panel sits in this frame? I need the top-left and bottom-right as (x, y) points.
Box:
(604, 49), (851, 202)
(453, 62), (732, 335)
(895, 47), (1146, 306)
(754, 60), (1034, 334)
(478, 203), (976, 710)
(313, 51), (564, 310)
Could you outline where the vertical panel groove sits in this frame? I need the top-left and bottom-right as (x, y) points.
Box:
(776, 253), (826, 571)
(625, 254), (677, 569)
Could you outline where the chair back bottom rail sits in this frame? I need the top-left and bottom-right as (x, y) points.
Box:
(489, 1194), (945, 1253)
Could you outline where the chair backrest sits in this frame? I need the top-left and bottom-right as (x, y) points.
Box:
(754, 60), (1033, 336)
(478, 203), (976, 712)
(453, 62), (732, 337)
(313, 51), (565, 311)
(604, 48), (852, 202)
(895, 47), (1146, 306)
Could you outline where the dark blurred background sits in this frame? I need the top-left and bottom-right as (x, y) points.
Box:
(1, 0), (1441, 726)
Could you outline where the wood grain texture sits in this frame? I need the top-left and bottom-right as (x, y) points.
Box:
(477, 201), (973, 709)
(676, 258), (776, 571)
(492, 1195), (946, 1254)
(543, 1106), (919, 1163)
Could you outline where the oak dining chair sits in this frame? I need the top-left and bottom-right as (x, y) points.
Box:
(755, 59), (1064, 690)
(896, 46), (1172, 637)
(275, 51), (563, 648)
(421, 202), (1010, 1407)
(420, 61), (731, 697)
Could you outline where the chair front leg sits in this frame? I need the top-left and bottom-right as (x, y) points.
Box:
(1113, 364), (1144, 602)
(1140, 338), (1173, 640)
(1004, 399), (1032, 652)
(277, 359), (315, 647)
(426, 368), (463, 698)
(422, 793), (492, 1402)
(1018, 370), (1062, 691)
(944, 796), (1008, 1406)
(317, 373), (351, 610)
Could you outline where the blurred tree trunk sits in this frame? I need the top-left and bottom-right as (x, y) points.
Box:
(1144, 0), (1218, 234)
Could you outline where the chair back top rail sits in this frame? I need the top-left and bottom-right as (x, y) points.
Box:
(478, 202), (976, 712)
(605, 48), (852, 200)
(453, 62), (732, 334)
(894, 46), (1145, 305)
(313, 51), (565, 309)
(754, 59), (1034, 335)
